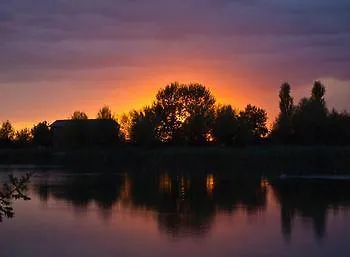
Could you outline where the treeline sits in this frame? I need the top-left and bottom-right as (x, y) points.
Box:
(0, 81), (349, 149)
(124, 83), (268, 146)
(271, 81), (350, 145)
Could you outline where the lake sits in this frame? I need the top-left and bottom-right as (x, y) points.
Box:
(1, 167), (350, 257)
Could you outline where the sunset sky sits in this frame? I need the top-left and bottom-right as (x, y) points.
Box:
(1, 0), (350, 129)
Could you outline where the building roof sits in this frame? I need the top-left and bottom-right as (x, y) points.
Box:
(50, 119), (117, 128)
(50, 120), (69, 128)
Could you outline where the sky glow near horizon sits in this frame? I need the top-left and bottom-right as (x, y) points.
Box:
(0, 0), (349, 129)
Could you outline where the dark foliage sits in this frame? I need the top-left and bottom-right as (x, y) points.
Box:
(0, 173), (31, 222)
(212, 105), (238, 146)
(272, 82), (294, 143)
(238, 104), (268, 145)
(71, 111), (88, 120)
(32, 121), (52, 147)
(97, 106), (114, 120)
(272, 80), (349, 146)
(326, 110), (350, 145)
(154, 82), (216, 144)
(0, 121), (15, 148)
(3, 80), (350, 149)
(15, 128), (32, 147)
(292, 81), (328, 144)
(129, 106), (160, 147)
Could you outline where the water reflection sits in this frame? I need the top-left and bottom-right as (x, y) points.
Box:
(33, 173), (266, 237)
(272, 181), (350, 241)
(32, 172), (350, 241)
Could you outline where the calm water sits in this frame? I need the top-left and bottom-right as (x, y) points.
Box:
(1, 168), (350, 257)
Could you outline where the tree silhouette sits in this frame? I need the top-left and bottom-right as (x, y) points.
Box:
(311, 81), (326, 104)
(327, 110), (350, 145)
(129, 106), (160, 146)
(155, 82), (216, 144)
(181, 84), (216, 145)
(279, 82), (294, 116)
(272, 82), (295, 143)
(15, 128), (32, 147)
(292, 81), (328, 144)
(182, 112), (214, 145)
(238, 105), (268, 144)
(32, 121), (52, 147)
(155, 82), (185, 142)
(71, 111), (88, 120)
(0, 120), (15, 148)
(118, 113), (132, 142)
(212, 105), (238, 146)
(97, 106), (114, 120)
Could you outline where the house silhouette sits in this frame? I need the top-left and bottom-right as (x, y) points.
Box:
(51, 119), (119, 149)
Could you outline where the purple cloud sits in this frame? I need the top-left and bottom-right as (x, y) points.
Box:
(0, 0), (349, 124)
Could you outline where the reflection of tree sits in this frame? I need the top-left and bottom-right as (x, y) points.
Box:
(33, 173), (267, 237)
(156, 176), (216, 237)
(212, 177), (267, 215)
(127, 175), (266, 237)
(272, 181), (350, 240)
(34, 174), (123, 211)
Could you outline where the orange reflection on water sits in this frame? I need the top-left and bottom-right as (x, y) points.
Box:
(159, 174), (172, 193)
(260, 177), (269, 190)
(120, 175), (132, 204)
(206, 174), (215, 195)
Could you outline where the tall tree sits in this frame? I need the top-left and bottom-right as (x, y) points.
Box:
(97, 106), (114, 120)
(311, 80), (326, 104)
(279, 82), (294, 117)
(292, 82), (328, 144)
(272, 82), (295, 143)
(71, 111), (88, 120)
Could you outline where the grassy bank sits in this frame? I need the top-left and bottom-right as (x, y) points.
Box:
(0, 146), (349, 175)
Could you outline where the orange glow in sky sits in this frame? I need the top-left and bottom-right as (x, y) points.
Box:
(3, 58), (349, 131)
(1, 0), (350, 130)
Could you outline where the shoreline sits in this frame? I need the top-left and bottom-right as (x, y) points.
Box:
(0, 146), (348, 175)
